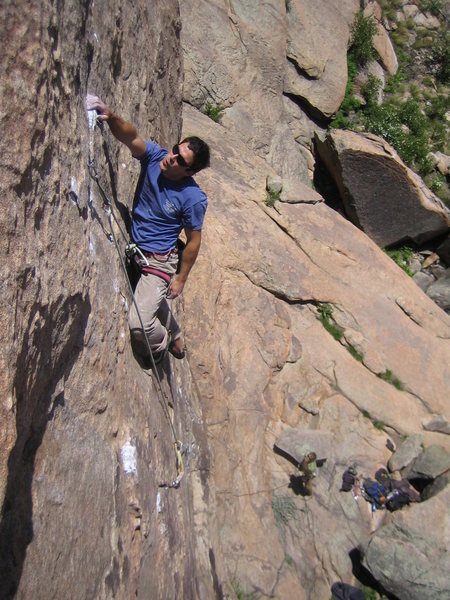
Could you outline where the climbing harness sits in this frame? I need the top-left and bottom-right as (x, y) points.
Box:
(87, 116), (184, 489)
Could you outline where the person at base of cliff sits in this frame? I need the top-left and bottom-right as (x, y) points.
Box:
(298, 452), (318, 496)
(86, 94), (210, 364)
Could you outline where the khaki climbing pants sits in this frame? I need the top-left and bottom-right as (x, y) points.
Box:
(128, 251), (181, 355)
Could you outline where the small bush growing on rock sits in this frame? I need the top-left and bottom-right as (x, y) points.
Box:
(317, 303), (344, 341)
(347, 344), (364, 362)
(364, 98), (432, 175)
(361, 583), (383, 599)
(350, 11), (379, 66)
(265, 189), (280, 207)
(429, 28), (450, 84)
(203, 102), (224, 123)
(363, 75), (383, 108)
(331, 54), (362, 129)
(285, 554), (294, 567)
(419, 0), (442, 16)
(383, 246), (414, 276)
(379, 369), (404, 390)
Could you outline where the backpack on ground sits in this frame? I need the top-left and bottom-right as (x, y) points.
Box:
(385, 489), (411, 511)
(331, 582), (365, 600)
(363, 479), (386, 509)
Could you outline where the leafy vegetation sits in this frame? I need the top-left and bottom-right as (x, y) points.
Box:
(231, 579), (255, 600)
(203, 102), (224, 123)
(285, 554), (294, 567)
(331, 8), (450, 206)
(361, 410), (386, 432)
(317, 304), (365, 361)
(378, 369), (404, 391)
(361, 584), (381, 600)
(317, 303), (344, 341)
(429, 28), (450, 84)
(351, 11), (379, 67)
(383, 246), (414, 276)
(265, 189), (280, 207)
(347, 344), (364, 362)
(419, 0), (443, 16)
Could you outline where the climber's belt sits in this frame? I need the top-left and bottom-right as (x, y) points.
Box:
(127, 244), (177, 284)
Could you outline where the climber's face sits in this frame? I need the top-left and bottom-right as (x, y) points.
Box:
(160, 142), (194, 180)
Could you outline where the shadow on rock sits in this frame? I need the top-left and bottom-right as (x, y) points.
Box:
(0, 293), (90, 599)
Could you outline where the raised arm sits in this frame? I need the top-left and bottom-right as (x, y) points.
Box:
(86, 94), (147, 157)
(167, 229), (202, 299)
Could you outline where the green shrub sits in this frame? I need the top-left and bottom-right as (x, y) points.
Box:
(430, 172), (446, 193)
(331, 54), (362, 128)
(364, 99), (432, 174)
(203, 102), (224, 123)
(317, 303), (344, 341)
(350, 11), (378, 66)
(347, 344), (364, 362)
(373, 420), (385, 431)
(363, 75), (382, 107)
(265, 189), (280, 207)
(379, 369), (404, 390)
(430, 29), (450, 84)
(384, 246), (414, 276)
(384, 67), (407, 94)
(361, 584), (380, 600)
(419, 0), (442, 16)
(285, 554), (294, 567)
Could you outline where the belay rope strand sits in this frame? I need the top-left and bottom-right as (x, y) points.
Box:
(87, 117), (184, 489)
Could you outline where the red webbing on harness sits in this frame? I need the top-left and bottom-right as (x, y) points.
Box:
(141, 266), (172, 284)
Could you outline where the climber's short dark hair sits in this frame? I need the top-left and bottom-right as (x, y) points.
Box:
(181, 136), (210, 173)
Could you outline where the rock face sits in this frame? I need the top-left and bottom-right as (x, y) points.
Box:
(181, 103), (450, 599)
(1, 2), (216, 599)
(315, 129), (450, 247)
(2, 2), (450, 600)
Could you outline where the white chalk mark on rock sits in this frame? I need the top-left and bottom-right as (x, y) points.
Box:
(121, 441), (137, 475)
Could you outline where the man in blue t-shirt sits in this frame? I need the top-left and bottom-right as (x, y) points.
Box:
(86, 95), (210, 363)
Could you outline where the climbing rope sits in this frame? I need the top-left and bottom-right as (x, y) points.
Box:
(87, 116), (184, 488)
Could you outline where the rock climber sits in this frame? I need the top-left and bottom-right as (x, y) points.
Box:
(86, 95), (210, 363)
(298, 452), (318, 496)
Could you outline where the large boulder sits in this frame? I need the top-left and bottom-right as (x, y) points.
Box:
(388, 434), (423, 472)
(274, 428), (333, 463)
(315, 129), (450, 247)
(284, 0), (359, 118)
(363, 484), (450, 600)
(426, 269), (450, 313)
(407, 445), (450, 480)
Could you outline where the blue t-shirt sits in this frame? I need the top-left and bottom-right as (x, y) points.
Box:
(131, 141), (207, 253)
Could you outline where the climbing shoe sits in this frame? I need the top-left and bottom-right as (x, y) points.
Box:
(168, 339), (185, 359)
